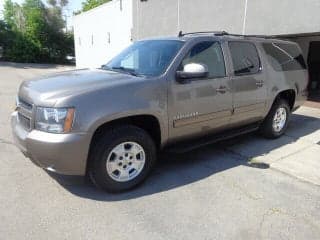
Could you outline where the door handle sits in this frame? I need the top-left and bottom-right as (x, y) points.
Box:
(256, 80), (264, 87)
(216, 86), (227, 94)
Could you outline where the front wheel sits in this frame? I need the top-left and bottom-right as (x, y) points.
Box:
(88, 125), (157, 192)
(259, 99), (291, 139)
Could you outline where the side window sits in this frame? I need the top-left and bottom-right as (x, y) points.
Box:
(229, 42), (261, 76)
(181, 41), (226, 78)
(262, 43), (307, 71)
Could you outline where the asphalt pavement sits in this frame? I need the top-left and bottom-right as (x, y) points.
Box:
(1, 62), (319, 240)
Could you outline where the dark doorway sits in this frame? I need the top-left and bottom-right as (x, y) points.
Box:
(308, 41), (320, 101)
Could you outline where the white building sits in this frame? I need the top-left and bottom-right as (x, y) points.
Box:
(73, 0), (133, 68)
(74, 0), (320, 98)
(133, 0), (320, 99)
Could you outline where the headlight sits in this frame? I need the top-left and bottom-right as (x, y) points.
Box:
(35, 107), (75, 133)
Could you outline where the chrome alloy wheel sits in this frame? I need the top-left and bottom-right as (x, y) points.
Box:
(272, 107), (287, 132)
(106, 142), (146, 182)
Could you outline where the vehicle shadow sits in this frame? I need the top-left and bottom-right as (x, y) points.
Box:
(223, 112), (320, 160)
(47, 112), (319, 201)
(47, 146), (251, 202)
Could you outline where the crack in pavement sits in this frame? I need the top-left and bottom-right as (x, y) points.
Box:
(273, 144), (314, 162)
(222, 142), (320, 187)
(229, 180), (263, 201)
(269, 166), (320, 187)
(259, 207), (320, 236)
(221, 175), (263, 201)
(223, 138), (314, 165)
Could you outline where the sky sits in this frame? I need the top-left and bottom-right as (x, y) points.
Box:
(0, 0), (82, 27)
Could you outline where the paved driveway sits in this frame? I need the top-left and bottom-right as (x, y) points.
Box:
(1, 62), (320, 240)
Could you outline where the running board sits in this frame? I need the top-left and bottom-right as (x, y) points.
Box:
(164, 123), (260, 153)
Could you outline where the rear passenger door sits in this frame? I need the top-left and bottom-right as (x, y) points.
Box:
(228, 41), (267, 125)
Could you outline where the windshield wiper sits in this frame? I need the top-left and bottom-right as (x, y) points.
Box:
(101, 65), (116, 72)
(111, 67), (139, 77)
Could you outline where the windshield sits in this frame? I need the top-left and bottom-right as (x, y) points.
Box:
(103, 40), (184, 77)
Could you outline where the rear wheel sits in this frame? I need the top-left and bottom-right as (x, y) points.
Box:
(88, 125), (156, 192)
(259, 99), (291, 139)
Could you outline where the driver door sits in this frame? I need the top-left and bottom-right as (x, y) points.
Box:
(168, 40), (233, 141)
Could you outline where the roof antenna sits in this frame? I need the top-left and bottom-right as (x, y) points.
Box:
(178, 31), (183, 37)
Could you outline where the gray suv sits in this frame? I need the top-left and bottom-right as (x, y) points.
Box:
(11, 32), (308, 192)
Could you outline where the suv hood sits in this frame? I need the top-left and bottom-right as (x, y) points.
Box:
(19, 69), (140, 106)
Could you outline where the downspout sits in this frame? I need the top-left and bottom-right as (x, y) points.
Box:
(177, 0), (181, 33)
(136, 0), (139, 40)
(242, 0), (248, 34)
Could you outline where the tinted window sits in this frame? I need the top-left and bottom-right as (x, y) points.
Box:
(105, 40), (184, 77)
(262, 43), (306, 71)
(229, 42), (261, 75)
(181, 41), (226, 78)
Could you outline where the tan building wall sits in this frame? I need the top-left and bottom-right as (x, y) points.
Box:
(133, 0), (320, 40)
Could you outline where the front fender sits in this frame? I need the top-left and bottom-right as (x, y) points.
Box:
(60, 78), (169, 146)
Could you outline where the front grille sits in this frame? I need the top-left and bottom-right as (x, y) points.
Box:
(17, 97), (34, 131)
(18, 112), (31, 130)
(18, 98), (33, 111)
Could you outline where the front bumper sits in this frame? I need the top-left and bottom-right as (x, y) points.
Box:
(11, 111), (90, 176)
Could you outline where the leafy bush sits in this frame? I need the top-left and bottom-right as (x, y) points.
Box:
(6, 34), (42, 63)
(1, 0), (75, 63)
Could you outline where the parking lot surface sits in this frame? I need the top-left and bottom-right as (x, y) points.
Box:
(1, 62), (320, 239)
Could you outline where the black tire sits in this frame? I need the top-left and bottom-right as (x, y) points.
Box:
(88, 125), (157, 192)
(259, 99), (291, 139)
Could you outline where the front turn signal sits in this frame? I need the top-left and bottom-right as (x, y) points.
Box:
(63, 108), (75, 133)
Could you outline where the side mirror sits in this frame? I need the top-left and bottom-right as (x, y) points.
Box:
(176, 63), (209, 83)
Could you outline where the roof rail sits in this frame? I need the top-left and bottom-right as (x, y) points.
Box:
(178, 31), (273, 39)
(178, 31), (229, 37)
(226, 33), (273, 39)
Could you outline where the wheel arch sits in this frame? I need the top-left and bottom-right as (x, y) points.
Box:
(88, 114), (163, 155)
(275, 89), (296, 110)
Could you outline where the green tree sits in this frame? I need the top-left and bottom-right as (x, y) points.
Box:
(47, 0), (57, 6)
(47, 0), (69, 8)
(3, 0), (24, 31)
(0, 20), (15, 53)
(3, 0), (15, 27)
(75, 0), (110, 14)
(2, 0), (74, 63)
(0, 21), (9, 44)
(23, 0), (47, 42)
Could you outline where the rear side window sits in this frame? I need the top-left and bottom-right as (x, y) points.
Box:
(262, 43), (306, 71)
(228, 42), (261, 76)
(181, 41), (226, 78)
